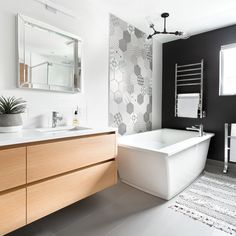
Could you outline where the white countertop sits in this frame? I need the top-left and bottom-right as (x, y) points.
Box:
(0, 127), (117, 147)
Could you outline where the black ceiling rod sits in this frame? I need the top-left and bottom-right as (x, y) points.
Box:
(162, 12), (169, 34)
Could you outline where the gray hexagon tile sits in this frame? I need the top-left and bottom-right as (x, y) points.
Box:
(134, 64), (141, 76)
(137, 94), (144, 105)
(130, 112), (138, 124)
(127, 102), (134, 114)
(113, 112), (123, 126)
(149, 95), (153, 104)
(134, 28), (144, 38)
(141, 86), (146, 96)
(118, 122), (127, 135)
(119, 38), (127, 52)
(109, 14), (152, 135)
(123, 30), (131, 43)
(150, 61), (153, 71)
(137, 76), (144, 86)
(147, 87), (152, 96)
(146, 121), (152, 131)
(143, 112), (150, 122)
(110, 57), (118, 71)
(147, 103), (152, 114)
(144, 43), (152, 60)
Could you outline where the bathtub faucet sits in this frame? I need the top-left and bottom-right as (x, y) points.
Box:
(186, 124), (204, 137)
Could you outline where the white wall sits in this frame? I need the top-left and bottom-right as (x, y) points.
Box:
(0, 0), (162, 130)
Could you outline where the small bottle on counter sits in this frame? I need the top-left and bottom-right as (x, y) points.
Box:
(73, 109), (79, 127)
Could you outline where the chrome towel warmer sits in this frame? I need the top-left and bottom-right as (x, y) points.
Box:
(223, 123), (236, 173)
(175, 59), (205, 118)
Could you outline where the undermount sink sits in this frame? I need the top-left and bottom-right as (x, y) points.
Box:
(37, 126), (91, 133)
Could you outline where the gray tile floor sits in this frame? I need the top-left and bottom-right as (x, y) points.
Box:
(8, 162), (234, 236)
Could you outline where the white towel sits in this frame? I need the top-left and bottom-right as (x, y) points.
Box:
(230, 124), (236, 163)
(177, 93), (200, 118)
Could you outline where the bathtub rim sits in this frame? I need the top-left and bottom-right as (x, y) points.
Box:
(118, 128), (214, 157)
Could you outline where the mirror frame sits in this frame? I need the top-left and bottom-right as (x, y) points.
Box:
(17, 14), (83, 93)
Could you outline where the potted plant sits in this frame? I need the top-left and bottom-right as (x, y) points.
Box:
(0, 96), (26, 132)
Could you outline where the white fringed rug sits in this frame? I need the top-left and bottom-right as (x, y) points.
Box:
(170, 172), (236, 235)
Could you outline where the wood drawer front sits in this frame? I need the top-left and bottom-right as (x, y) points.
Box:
(0, 189), (26, 235)
(27, 160), (117, 223)
(27, 134), (116, 183)
(0, 147), (26, 192)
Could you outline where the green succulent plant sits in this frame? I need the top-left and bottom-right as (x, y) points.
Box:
(0, 96), (26, 114)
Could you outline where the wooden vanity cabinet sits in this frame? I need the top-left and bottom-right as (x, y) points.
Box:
(0, 188), (26, 235)
(27, 161), (117, 223)
(0, 147), (26, 192)
(27, 133), (117, 182)
(0, 131), (117, 236)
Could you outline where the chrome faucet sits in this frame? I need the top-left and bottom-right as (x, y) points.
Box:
(52, 111), (63, 128)
(186, 124), (204, 137)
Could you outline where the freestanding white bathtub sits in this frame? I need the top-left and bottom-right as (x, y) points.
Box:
(118, 128), (214, 200)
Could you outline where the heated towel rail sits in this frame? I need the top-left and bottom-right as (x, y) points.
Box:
(175, 59), (205, 118)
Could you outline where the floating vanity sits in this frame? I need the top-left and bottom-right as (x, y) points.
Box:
(0, 127), (117, 235)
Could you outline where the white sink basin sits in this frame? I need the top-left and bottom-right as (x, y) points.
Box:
(37, 126), (91, 133)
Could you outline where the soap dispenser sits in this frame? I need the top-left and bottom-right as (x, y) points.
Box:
(73, 107), (79, 127)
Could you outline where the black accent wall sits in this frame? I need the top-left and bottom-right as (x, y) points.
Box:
(162, 24), (236, 161)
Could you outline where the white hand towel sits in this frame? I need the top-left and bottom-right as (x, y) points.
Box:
(177, 93), (200, 118)
(230, 124), (236, 163)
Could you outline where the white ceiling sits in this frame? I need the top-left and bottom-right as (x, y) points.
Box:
(56, 0), (236, 43)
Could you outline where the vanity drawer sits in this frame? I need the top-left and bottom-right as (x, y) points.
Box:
(27, 133), (116, 182)
(0, 147), (26, 192)
(27, 160), (117, 223)
(0, 188), (26, 235)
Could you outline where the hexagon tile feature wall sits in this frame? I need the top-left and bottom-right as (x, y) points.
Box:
(109, 14), (152, 136)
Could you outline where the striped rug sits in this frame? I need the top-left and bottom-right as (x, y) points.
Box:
(170, 172), (236, 235)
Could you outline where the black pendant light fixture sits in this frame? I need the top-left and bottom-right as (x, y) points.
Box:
(147, 12), (184, 39)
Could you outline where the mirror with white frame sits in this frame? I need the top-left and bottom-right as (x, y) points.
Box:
(17, 14), (82, 93)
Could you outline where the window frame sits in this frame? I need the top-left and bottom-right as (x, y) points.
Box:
(219, 43), (236, 96)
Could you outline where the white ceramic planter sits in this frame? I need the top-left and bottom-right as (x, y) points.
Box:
(0, 114), (23, 132)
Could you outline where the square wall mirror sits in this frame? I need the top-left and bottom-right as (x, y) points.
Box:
(219, 43), (236, 96)
(17, 14), (82, 93)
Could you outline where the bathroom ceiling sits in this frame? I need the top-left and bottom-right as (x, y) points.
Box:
(56, 0), (236, 43)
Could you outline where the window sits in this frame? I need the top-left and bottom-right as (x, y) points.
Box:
(219, 43), (236, 95)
